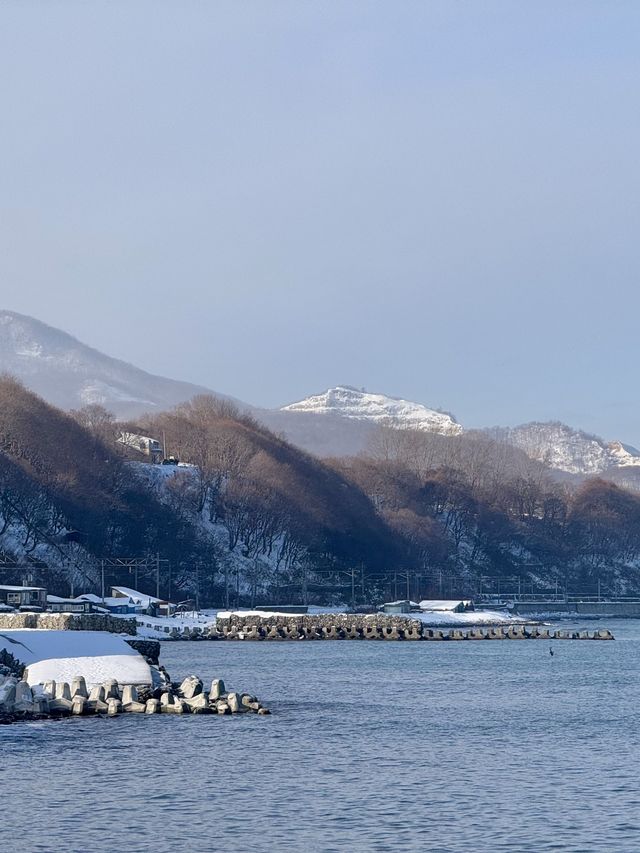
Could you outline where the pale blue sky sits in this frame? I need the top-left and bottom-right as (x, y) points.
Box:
(1, 2), (639, 440)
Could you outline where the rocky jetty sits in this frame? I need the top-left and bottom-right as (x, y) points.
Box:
(208, 615), (614, 642)
(0, 671), (270, 724)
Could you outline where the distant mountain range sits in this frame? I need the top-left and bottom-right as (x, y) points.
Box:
(2, 309), (639, 477)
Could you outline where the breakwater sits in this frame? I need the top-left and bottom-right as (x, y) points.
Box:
(0, 672), (270, 723)
(200, 615), (613, 641)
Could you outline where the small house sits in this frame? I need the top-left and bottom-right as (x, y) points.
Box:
(110, 586), (173, 615)
(47, 596), (96, 614)
(78, 592), (142, 615)
(0, 585), (47, 610)
(117, 432), (163, 463)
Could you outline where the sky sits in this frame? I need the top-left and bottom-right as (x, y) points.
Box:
(0, 1), (639, 440)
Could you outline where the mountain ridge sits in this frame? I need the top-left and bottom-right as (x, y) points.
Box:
(0, 309), (237, 418)
(1, 309), (639, 475)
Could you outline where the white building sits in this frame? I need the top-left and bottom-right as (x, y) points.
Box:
(117, 432), (163, 462)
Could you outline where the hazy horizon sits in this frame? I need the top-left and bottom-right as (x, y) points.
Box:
(1, 2), (639, 440)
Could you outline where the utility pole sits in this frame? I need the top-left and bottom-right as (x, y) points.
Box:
(351, 566), (355, 610)
(101, 559), (105, 602)
(156, 552), (160, 599)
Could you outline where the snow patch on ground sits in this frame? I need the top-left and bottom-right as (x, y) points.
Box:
(411, 609), (525, 626)
(134, 612), (217, 639)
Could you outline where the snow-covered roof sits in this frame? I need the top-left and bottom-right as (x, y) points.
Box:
(111, 586), (162, 606)
(0, 585), (46, 593)
(47, 595), (86, 604)
(77, 594), (137, 608)
(419, 600), (472, 611)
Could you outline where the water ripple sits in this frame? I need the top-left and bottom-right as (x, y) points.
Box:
(2, 620), (640, 852)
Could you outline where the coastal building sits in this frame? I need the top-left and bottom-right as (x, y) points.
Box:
(0, 585), (47, 610)
(47, 596), (96, 614)
(79, 592), (143, 615)
(110, 586), (173, 616)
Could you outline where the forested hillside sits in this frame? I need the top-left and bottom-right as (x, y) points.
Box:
(1, 377), (640, 604)
(335, 425), (640, 595)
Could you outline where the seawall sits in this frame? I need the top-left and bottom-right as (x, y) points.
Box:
(511, 601), (640, 618)
(0, 613), (136, 635)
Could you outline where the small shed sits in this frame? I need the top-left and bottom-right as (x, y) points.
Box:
(380, 600), (420, 614)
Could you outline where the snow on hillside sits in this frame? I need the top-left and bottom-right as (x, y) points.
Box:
(281, 386), (462, 435)
(495, 422), (640, 475)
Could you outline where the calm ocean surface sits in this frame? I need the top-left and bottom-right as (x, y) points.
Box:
(3, 620), (640, 853)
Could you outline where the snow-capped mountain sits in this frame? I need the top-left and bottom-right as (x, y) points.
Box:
(490, 422), (640, 475)
(281, 386), (462, 435)
(0, 310), (228, 418)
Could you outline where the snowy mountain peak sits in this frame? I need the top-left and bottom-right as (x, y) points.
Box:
(281, 385), (463, 435)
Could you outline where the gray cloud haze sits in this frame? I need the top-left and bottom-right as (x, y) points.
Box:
(1, 2), (639, 439)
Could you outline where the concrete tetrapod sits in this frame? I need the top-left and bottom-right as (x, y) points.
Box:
(210, 679), (226, 701)
(71, 676), (88, 699)
(71, 697), (87, 716)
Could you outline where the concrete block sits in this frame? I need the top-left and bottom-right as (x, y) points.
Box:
(123, 701), (146, 713)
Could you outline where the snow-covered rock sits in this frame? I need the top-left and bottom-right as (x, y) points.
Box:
(281, 386), (462, 435)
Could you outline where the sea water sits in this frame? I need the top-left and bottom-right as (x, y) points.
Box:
(2, 620), (639, 853)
